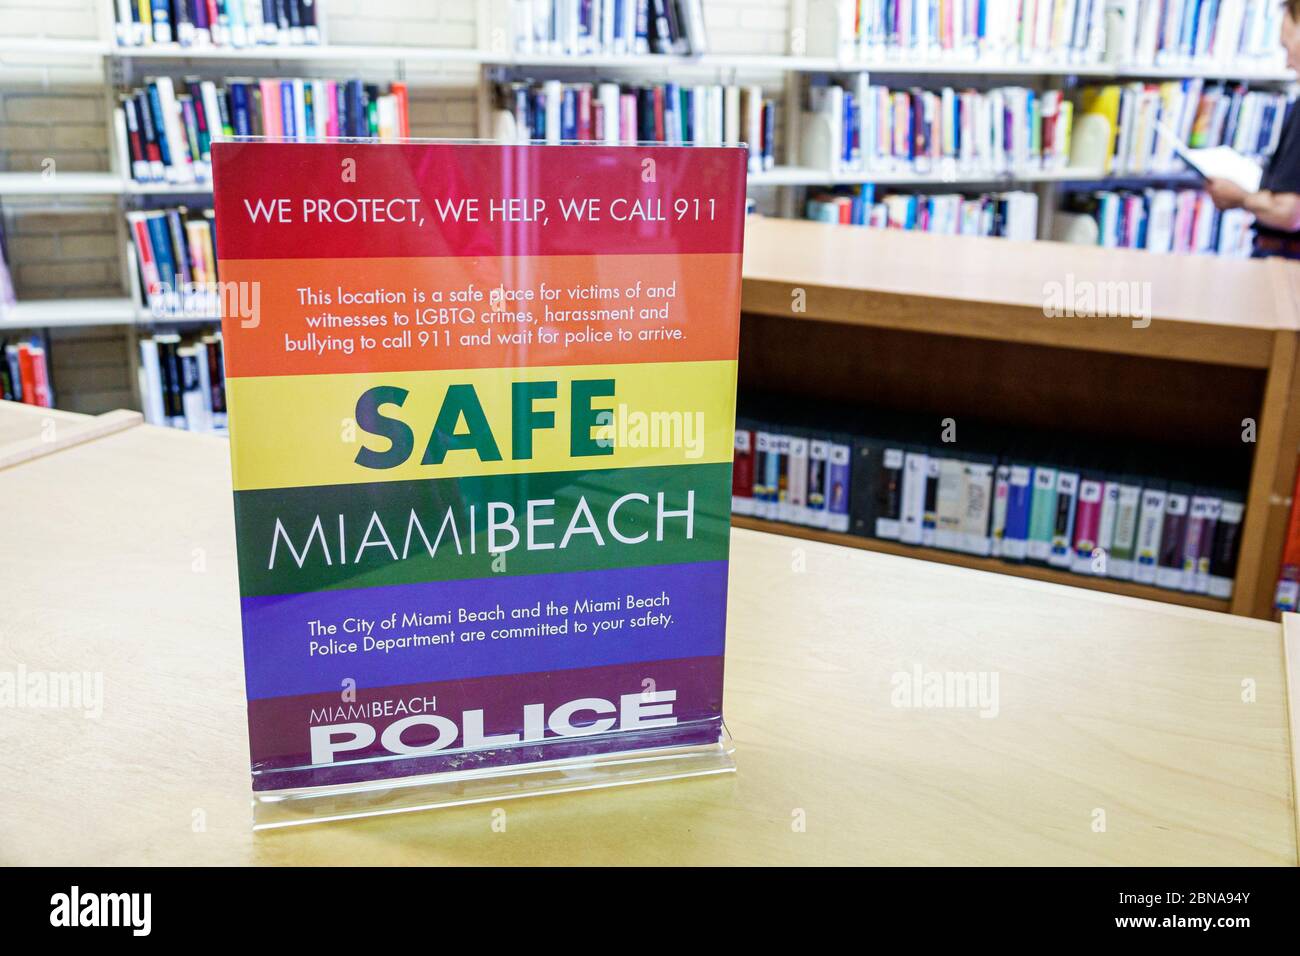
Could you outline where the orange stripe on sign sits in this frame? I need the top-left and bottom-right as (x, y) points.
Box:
(218, 252), (741, 379)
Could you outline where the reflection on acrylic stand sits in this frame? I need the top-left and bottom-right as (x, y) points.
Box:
(253, 721), (735, 830)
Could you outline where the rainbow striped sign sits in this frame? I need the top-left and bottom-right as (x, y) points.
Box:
(213, 142), (745, 791)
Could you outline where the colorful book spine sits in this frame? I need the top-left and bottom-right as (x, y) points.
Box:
(1027, 466), (1058, 562)
(1107, 481), (1141, 580)
(899, 449), (930, 545)
(1001, 464), (1034, 561)
(827, 441), (852, 533)
(1048, 470), (1079, 568)
(1133, 485), (1168, 586)
(1070, 476), (1104, 573)
(1208, 498), (1244, 600)
(875, 445), (905, 539)
(1154, 485), (1191, 590)
(732, 425), (755, 516)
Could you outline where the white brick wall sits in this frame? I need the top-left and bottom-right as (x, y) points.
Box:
(0, 0), (796, 411)
(325, 0), (479, 48)
(0, 0), (102, 40)
(708, 0), (791, 54)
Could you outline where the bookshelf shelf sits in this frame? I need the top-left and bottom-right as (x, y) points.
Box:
(124, 181), (215, 196)
(753, 165), (1110, 186)
(0, 172), (216, 198)
(111, 42), (487, 64)
(834, 58), (1114, 77)
(1, 297), (137, 329)
(0, 298), (222, 329)
(1115, 63), (1296, 82)
(731, 515), (1232, 612)
(491, 51), (838, 72)
(0, 172), (125, 196)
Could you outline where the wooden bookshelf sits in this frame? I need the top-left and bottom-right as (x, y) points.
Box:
(739, 216), (1300, 619)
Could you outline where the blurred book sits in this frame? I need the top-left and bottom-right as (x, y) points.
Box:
(1158, 121), (1263, 192)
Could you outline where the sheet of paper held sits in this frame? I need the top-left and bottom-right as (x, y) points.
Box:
(1155, 121), (1263, 192)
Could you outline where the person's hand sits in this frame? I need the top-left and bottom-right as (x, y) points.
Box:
(1206, 177), (1249, 210)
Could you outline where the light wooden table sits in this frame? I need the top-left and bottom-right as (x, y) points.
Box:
(1, 421), (1298, 865)
(0, 399), (140, 470)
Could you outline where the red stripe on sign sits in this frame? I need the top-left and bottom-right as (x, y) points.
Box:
(212, 142), (747, 260)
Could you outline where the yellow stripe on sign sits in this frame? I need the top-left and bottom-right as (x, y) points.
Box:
(228, 360), (738, 491)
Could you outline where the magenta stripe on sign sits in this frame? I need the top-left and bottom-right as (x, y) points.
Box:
(248, 655), (725, 790)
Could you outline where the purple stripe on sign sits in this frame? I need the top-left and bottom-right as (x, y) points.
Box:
(240, 561), (729, 700)
(248, 655), (725, 790)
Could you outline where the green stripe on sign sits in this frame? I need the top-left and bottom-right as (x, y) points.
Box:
(233, 462), (733, 597)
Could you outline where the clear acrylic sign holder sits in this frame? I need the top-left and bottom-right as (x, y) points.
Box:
(211, 137), (743, 829)
(252, 724), (736, 830)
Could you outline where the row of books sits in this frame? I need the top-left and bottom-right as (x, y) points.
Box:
(806, 184), (1039, 239)
(113, 0), (322, 49)
(807, 0), (1106, 64)
(1, 339), (53, 408)
(1076, 82), (1288, 176)
(120, 76), (410, 185)
(808, 0), (1284, 70)
(1109, 0), (1286, 70)
(1058, 188), (1255, 257)
(138, 331), (228, 433)
(510, 0), (709, 55)
(734, 397), (1247, 597)
(804, 77), (1074, 174)
(127, 208), (219, 317)
(493, 81), (776, 170)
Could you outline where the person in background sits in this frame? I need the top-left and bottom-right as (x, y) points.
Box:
(1207, 0), (1300, 257)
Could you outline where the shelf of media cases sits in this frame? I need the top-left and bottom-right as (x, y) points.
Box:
(738, 215), (1300, 618)
(730, 515), (1231, 612)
